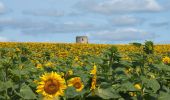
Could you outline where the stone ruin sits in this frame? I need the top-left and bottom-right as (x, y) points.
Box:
(76, 36), (88, 44)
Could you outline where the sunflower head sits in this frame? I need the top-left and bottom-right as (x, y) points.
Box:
(129, 92), (137, 97)
(90, 64), (97, 92)
(36, 72), (67, 98)
(44, 62), (54, 67)
(90, 75), (97, 91)
(162, 56), (170, 64)
(134, 83), (142, 90)
(68, 70), (73, 76)
(125, 68), (133, 74)
(67, 77), (84, 92)
(16, 48), (21, 52)
(90, 64), (97, 75)
(36, 63), (43, 69)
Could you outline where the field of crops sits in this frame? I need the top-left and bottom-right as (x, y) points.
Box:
(0, 41), (170, 100)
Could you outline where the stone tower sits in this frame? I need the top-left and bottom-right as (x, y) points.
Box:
(76, 36), (88, 43)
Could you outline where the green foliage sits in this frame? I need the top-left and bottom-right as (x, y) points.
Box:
(130, 42), (142, 47)
(20, 84), (37, 99)
(0, 42), (170, 100)
(144, 41), (154, 54)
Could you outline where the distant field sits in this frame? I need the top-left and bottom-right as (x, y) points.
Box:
(0, 42), (170, 56)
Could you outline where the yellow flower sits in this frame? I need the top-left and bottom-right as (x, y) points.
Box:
(90, 64), (97, 91)
(90, 64), (97, 75)
(150, 74), (155, 79)
(125, 68), (132, 74)
(19, 65), (24, 69)
(74, 56), (79, 61)
(44, 62), (54, 67)
(129, 92), (137, 97)
(80, 62), (84, 66)
(134, 83), (142, 90)
(162, 56), (170, 64)
(90, 75), (97, 91)
(50, 53), (55, 58)
(67, 77), (84, 92)
(68, 70), (73, 76)
(135, 67), (141, 73)
(60, 72), (65, 77)
(36, 63), (43, 69)
(33, 80), (38, 84)
(36, 72), (67, 98)
(16, 48), (21, 52)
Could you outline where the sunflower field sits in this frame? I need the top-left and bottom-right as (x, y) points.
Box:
(0, 41), (170, 100)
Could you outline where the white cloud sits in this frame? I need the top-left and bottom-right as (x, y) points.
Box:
(0, 36), (9, 42)
(110, 16), (143, 26)
(0, 18), (100, 34)
(22, 21), (97, 34)
(0, 2), (5, 13)
(88, 28), (156, 41)
(0, 18), (49, 29)
(22, 10), (65, 17)
(150, 22), (169, 27)
(77, 0), (162, 14)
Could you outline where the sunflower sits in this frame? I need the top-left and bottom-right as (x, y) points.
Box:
(36, 72), (67, 98)
(90, 75), (97, 91)
(129, 92), (137, 97)
(44, 62), (54, 67)
(36, 63), (43, 69)
(68, 70), (73, 76)
(15, 48), (21, 52)
(90, 64), (97, 75)
(90, 64), (97, 91)
(134, 83), (142, 90)
(162, 56), (170, 64)
(67, 77), (84, 92)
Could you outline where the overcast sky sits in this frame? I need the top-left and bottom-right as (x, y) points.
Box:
(0, 0), (169, 44)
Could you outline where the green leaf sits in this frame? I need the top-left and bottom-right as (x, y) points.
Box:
(65, 87), (80, 98)
(0, 64), (3, 69)
(121, 82), (136, 91)
(0, 80), (13, 91)
(0, 95), (5, 99)
(0, 81), (4, 92)
(100, 82), (112, 88)
(146, 79), (160, 93)
(5, 80), (13, 89)
(96, 87), (120, 99)
(20, 84), (36, 99)
(158, 91), (170, 100)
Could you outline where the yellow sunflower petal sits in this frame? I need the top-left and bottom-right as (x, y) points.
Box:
(36, 72), (67, 98)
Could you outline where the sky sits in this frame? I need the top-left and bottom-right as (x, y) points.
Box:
(0, 0), (169, 44)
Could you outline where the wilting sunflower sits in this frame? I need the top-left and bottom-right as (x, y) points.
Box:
(67, 77), (84, 92)
(36, 72), (67, 98)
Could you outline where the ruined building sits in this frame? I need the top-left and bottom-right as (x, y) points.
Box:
(76, 36), (88, 44)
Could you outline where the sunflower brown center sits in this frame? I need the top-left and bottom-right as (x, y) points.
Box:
(74, 82), (81, 89)
(44, 79), (59, 94)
